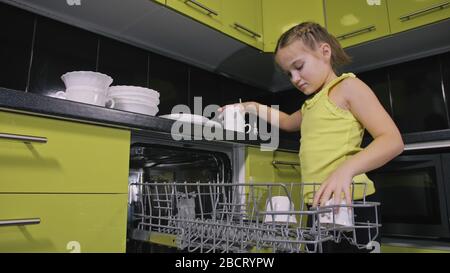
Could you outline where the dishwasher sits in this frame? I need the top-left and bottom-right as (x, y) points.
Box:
(126, 133), (381, 253)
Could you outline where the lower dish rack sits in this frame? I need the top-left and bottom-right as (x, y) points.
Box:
(129, 182), (380, 253)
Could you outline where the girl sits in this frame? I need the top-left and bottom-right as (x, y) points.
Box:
(219, 22), (404, 252)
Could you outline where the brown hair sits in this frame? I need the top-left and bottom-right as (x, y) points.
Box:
(275, 22), (351, 72)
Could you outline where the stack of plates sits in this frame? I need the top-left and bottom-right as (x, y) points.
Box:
(108, 86), (160, 116)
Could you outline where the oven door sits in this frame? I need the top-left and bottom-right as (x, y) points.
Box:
(369, 154), (450, 239)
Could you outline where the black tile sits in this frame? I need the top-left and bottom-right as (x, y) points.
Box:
(28, 16), (98, 96)
(220, 76), (270, 106)
(148, 53), (189, 115)
(389, 55), (448, 133)
(358, 69), (393, 117)
(98, 37), (148, 87)
(0, 3), (34, 91)
(189, 66), (222, 115)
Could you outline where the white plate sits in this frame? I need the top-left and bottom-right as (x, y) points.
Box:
(159, 113), (210, 125)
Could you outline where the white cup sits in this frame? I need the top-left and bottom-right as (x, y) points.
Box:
(222, 105), (254, 133)
(318, 199), (353, 228)
(264, 196), (297, 224)
(55, 86), (114, 107)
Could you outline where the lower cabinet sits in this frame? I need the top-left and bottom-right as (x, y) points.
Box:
(0, 194), (128, 253)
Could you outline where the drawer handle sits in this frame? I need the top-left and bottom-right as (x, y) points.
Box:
(0, 132), (47, 144)
(184, 0), (219, 16)
(272, 160), (300, 168)
(0, 218), (41, 227)
(399, 1), (449, 22)
(337, 25), (376, 40)
(233, 23), (262, 38)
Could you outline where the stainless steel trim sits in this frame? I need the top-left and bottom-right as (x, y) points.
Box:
(404, 140), (450, 151)
(233, 23), (261, 38)
(184, 0), (218, 16)
(399, 1), (449, 22)
(0, 218), (41, 227)
(272, 160), (300, 168)
(0, 132), (47, 143)
(337, 25), (376, 40)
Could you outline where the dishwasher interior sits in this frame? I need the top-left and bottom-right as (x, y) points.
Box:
(126, 137), (382, 253)
(126, 141), (233, 253)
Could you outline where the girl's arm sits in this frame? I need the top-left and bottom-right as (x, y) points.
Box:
(218, 102), (302, 132)
(313, 78), (404, 207)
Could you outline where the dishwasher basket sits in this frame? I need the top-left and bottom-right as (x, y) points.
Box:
(129, 182), (380, 253)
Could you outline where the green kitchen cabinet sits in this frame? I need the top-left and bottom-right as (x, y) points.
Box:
(387, 0), (450, 34)
(262, 0), (326, 52)
(325, 0), (391, 48)
(166, 0), (223, 30)
(153, 0), (166, 4)
(0, 194), (127, 253)
(222, 0), (264, 50)
(0, 111), (130, 193)
(245, 146), (275, 183)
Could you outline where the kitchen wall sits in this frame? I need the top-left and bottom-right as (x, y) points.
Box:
(0, 2), (272, 116)
(2, 2), (449, 144)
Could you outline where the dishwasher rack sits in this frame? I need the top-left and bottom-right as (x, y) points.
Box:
(129, 182), (380, 253)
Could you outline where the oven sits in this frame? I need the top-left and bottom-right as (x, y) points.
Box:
(369, 152), (450, 239)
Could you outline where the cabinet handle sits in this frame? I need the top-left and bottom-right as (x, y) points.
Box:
(399, 1), (449, 22)
(233, 23), (261, 38)
(336, 25), (376, 40)
(0, 218), (41, 227)
(184, 0), (219, 16)
(0, 132), (47, 144)
(272, 160), (300, 168)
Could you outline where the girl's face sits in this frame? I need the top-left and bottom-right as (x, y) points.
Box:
(275, 40), (334, 95)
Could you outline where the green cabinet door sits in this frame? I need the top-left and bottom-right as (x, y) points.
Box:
(0, 111), (130, 193)
(166, 0), (222, 30)
(388, 0), (450, 34)
(222, 0), (263, 50)
(154, 0), (166, 4)
(0, 194), (128, 253)
(325, 0), (390, 48)
(262, 0), (326, 52)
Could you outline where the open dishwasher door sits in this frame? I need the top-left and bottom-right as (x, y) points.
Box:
(126, 142), (233, 253)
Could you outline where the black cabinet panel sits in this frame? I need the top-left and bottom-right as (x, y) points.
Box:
(358, 69), (393, 116)
(220, 76), (270, 106)
(390, 56), (448, 133)
(28, 16), (98, 96)
(443, 52), (450, 119)
(148, 53), (189, 115)
(0, 3), (34, 91)
(98, 37), (148, 87)
(272, 89), (305, 141)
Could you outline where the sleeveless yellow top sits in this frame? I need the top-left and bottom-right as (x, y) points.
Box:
(300, 73), (375, 202)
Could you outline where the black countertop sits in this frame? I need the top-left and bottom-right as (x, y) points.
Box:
(0, 88), (299, 151)
(2, 87), (450, 151)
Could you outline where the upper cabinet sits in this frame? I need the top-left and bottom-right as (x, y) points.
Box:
(325, 0), (390, 48)
(387, 0), (450, 34)
(262, 0), (325, 52)
(222, 0), (263, 50)
(166, 0), (223, 30)
(154, 0), (166, 4)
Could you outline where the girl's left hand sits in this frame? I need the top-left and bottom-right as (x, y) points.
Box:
(312, 167), (354, 208)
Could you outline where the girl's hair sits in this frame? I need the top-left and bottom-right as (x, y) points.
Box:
(275, 22), (351, 72)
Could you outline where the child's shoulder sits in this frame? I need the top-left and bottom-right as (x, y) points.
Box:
(334, 75), (372, 98)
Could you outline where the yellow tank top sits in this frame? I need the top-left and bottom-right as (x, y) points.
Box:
(300, 73), (375, 202)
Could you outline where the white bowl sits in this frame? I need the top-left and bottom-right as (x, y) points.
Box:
(108, 85), (160, 99)
(110, 93), (160, 106)
(61, 71), (113, 91)
(114, 101), (159, 116)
